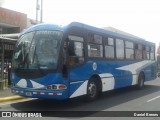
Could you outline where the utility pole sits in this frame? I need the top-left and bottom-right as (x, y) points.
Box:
(40, 0), (43, 23)
(0, 28), (4, 89)
(36, 0), (39, 24)
(36, 0), (43, 24)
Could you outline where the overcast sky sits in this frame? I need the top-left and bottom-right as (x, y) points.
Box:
(1, 0), (160, 48)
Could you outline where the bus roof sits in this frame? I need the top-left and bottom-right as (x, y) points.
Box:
(21, 23), (64, 35)
(67, 22), (155, 46)
(21, 22), (155, 46)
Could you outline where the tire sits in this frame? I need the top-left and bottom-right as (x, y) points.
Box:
(86, 78), (98, 101)
(137, 73), (145, 89)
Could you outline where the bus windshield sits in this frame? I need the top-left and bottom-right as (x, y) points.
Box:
(12, 31), (63, 70)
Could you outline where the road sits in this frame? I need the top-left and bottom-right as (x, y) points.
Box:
(0, 78), (160, 120)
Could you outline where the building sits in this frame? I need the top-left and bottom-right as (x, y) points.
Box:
(0, 7), (27, 34)
(0, 7), (36, 89)
(0, 7), (42, 89)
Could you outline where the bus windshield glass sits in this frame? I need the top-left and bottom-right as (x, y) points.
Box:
(12, 31), (63, 70)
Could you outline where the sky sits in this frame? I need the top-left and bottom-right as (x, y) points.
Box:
(1, 0), (160, 48)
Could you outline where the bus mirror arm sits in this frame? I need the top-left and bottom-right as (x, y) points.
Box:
(62, 50), (68, 79)
(62, 40), (69, 79)
(62, 64), (68, 79)
(63, 40), (69, 65)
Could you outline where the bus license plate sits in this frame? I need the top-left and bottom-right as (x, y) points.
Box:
(25, 92), (32, 96)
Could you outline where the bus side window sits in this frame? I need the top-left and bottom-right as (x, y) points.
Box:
(135, 44), (143, 60)
(68, 35), (84, 66)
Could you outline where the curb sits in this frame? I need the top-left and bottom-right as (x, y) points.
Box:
(0, 96), (26, 103)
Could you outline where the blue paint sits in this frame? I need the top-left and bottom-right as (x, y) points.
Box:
(11, 22), (157, 100)
(11, 60), (157, 100)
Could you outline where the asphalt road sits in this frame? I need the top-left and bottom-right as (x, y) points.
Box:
(0, 78), (160, 120)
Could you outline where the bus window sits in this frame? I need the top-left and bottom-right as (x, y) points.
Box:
(125, 41), (134, 60)
(135, 44), (143, 60)
(87, 33), (103, 58)
(105, 37), (114, 59)
(88, 44), (103, 57)
(68, 35), (84, 66)
(116, 39), (124, 59)
(88, 33), (102, 44)
(143, 45), (150, 60)
(150, 46), (155, 60)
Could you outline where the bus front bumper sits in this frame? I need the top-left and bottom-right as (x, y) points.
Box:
(11, 87), (69, 100)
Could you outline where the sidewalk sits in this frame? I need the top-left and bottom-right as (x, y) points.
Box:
(0, 88), (14, 98)
(0, 88), (25, 103)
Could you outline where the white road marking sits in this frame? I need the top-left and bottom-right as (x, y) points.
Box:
(147, 96), (160, 102)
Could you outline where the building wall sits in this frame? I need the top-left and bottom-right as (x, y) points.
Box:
(0, 7), (27, 33)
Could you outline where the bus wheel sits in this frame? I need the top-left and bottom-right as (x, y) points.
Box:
(86, 78), (98, 101)
(137, 73), (145, 89)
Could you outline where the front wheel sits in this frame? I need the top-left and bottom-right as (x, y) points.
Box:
(136, 73), (145, 89)
(86, 79), (98, 101)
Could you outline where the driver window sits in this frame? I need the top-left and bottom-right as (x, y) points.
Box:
(68, 35), (84, 66)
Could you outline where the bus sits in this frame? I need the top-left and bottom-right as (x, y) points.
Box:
(10, 22), (157, 101)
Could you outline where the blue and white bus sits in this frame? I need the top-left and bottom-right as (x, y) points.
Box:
(11, 22), (157, 101)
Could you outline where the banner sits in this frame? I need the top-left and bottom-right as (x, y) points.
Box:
(0, 111), (160, 117)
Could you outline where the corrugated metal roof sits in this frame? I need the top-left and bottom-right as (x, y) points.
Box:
(0, 37), (17, 41)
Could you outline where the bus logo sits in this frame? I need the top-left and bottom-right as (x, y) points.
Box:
(93, 62), (97, 71)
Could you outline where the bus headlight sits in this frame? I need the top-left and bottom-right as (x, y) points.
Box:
(46, 84), (67, 90)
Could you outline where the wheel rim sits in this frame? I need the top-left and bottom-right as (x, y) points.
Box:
(88, 82), (97, 98)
